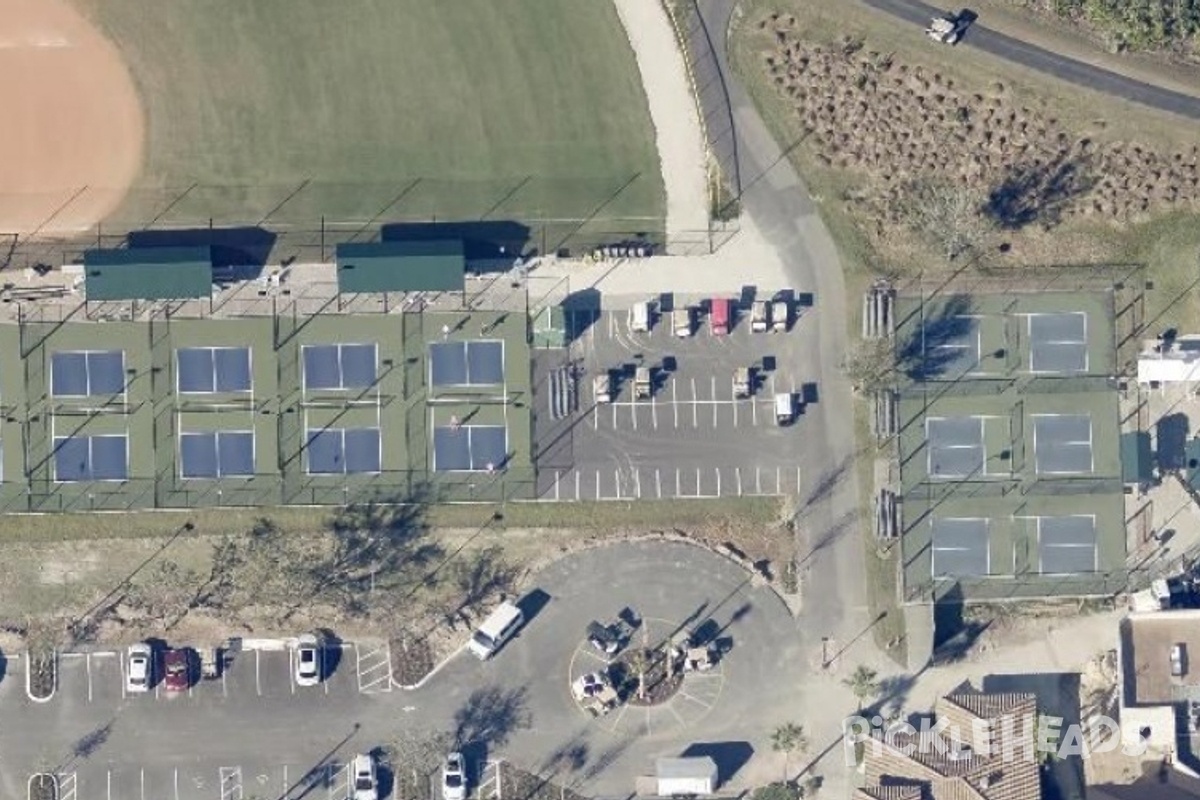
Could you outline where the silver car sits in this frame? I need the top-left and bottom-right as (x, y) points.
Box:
(126, 643), (152, 693)
(442, 752), (467, 800)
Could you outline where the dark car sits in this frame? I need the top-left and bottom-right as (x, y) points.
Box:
(163, 648), (190, 693)
(587, 621), (625, 656)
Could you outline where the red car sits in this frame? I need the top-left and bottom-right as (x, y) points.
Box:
(163, 648), (190, 693)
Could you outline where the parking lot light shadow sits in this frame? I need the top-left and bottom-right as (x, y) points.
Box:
(281, 722), (362, 800)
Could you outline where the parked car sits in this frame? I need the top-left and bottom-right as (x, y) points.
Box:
(586, 620), (624, 656)
(351, 753), (378, 800)
(126, 643), (153, 693)
(163, 648), (190, 693)
(295, 633), (321, 687)
(442, 752), (467, 800)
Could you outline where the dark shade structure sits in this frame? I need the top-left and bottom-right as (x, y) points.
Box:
(84, 247), (213, 301)
(336, 240), (465, 294)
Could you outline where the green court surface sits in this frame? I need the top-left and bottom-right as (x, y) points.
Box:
(0, 308), (532, 513)
(71, 0), (665, 248)
(894, 290), (1128, 600)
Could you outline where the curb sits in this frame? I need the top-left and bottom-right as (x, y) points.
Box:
(24, 650), (56, 704)
(395, 644), (465, 691)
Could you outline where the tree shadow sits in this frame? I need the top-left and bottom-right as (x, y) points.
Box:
(984, 154), (1096, 230)
(453, 685), (532, 751)
(895, 294), (975, 380)
(931, 587), (993, 666)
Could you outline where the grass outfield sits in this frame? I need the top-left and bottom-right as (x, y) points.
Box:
(73, 0), (664, 237)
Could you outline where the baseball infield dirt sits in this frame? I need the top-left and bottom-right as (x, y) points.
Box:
(0, 0), (142, 236)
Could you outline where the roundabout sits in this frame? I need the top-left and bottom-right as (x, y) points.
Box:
(427, 539), (809, 794)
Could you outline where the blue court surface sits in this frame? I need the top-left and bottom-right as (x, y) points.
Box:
(51, 350), (126, 397)
(303, 344), (377, 391)
(432, 425), (507, 471)
(177, 347), (252, 393)
(305, 427), (381, 474)
(430, 341), (504, 386)
(180, 431), (255, 478)
(53, 434), (128, 481)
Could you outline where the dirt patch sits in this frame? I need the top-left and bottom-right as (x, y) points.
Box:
(498, 764), (587, 800)
(0, 0), (143, 234)
(612, 648), (684, 706)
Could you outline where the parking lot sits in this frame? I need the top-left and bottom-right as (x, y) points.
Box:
(45, 640), (392, 708)
(534, 300), (813, 500)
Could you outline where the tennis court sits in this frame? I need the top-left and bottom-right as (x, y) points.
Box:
(177, 346), (252, 393)
(1029, 312), (1088, 373)
(926, 416), (988, 480)
(429, 340), (505, 387)
(432, 425), (507, 471)
(304, 427), (382, 474)
(51, 350), (126, 397)
(1035, 514), (1097, 573)
(931, 517), (990, 577)
(302, 343), (378, 391)
(1033, 413), (1093, 475)
(52, 433), (129, 482)
(923, 315), (981, 377)
(179, 430), (255, 478)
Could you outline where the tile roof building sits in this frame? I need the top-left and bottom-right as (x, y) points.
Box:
(857, 686), (1042, 800)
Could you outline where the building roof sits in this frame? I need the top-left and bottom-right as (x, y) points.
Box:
(655, 757), (717, 780)
(83, 247), (213, 301)
(862, 685), (1041, 800)
(1121, 609), (1200, 706)
(335, 240), (465, 293)
(1138, 336), (1200, 384)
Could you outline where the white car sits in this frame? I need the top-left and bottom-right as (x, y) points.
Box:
(442, 752), (467, 800)
(294, 634), (321, 687)
(351, 753), (378, 800)
(126, 643), (152, 693)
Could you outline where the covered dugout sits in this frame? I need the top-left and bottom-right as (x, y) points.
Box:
(83, 246), (213, 301)
(335, 240), (465, 295)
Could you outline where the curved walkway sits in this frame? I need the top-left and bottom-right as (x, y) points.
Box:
(864, 0), (1200, 120)
(612, 0), (710, 253)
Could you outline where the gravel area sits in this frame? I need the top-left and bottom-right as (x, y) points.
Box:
(612, 0), (710, 251)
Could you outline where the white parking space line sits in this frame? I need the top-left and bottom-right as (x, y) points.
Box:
(58, 771), (76, 800)
(776, 466), (782, 494)
(733, 397), (738, 427)
(174, 768), (180, 800)
(255, 650), (262, 696)
(107, 769), (112, 800)
(796, 466), (802, 494)
(85, 653), (94, 702)
(756, 467), (763, 495)
(651, 394), (658, 429)
(613, 469), (621, 500)
(630, 399), (637, 430)
(711, 376), (718, 428)
(656, 468), (662, 499)
(672, 380), (679, 428)
(634, 468), (642, 498)
(355, 641), (394, 693)
(595, 470), (601, 499)
(219, 766), (242, 800)
(752, 397), (758, 426)
(575, 470), (581, 500)
(736, 467), (743, 496)
(140, 768), (145, 800)
(675, 468), (681, 496)
(715, 468), (721, 496)
(327, 763), (350, 800)
(691, 378), (698, 428)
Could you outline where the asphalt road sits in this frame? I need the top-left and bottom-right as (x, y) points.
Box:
(684, 0), (870, 652)
(864, 0), (1200, 120)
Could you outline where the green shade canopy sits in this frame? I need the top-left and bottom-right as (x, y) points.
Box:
(336, 240), (465, 294)
(84, 247), (213, 301)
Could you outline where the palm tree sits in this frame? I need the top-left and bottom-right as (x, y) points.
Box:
(627, 648), (653, 701)
(771, 722), (808, 780)
(843, 665), (879, 710)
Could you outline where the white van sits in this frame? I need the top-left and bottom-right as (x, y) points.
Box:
(468, 601), (524, 660)
(774, 393), (794, 425)
(630, 301), (652, 333)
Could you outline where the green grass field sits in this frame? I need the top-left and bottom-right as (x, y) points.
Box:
(73, 0), (664, 237)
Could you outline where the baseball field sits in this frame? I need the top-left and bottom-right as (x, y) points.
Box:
(4, 0), (664, 241)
